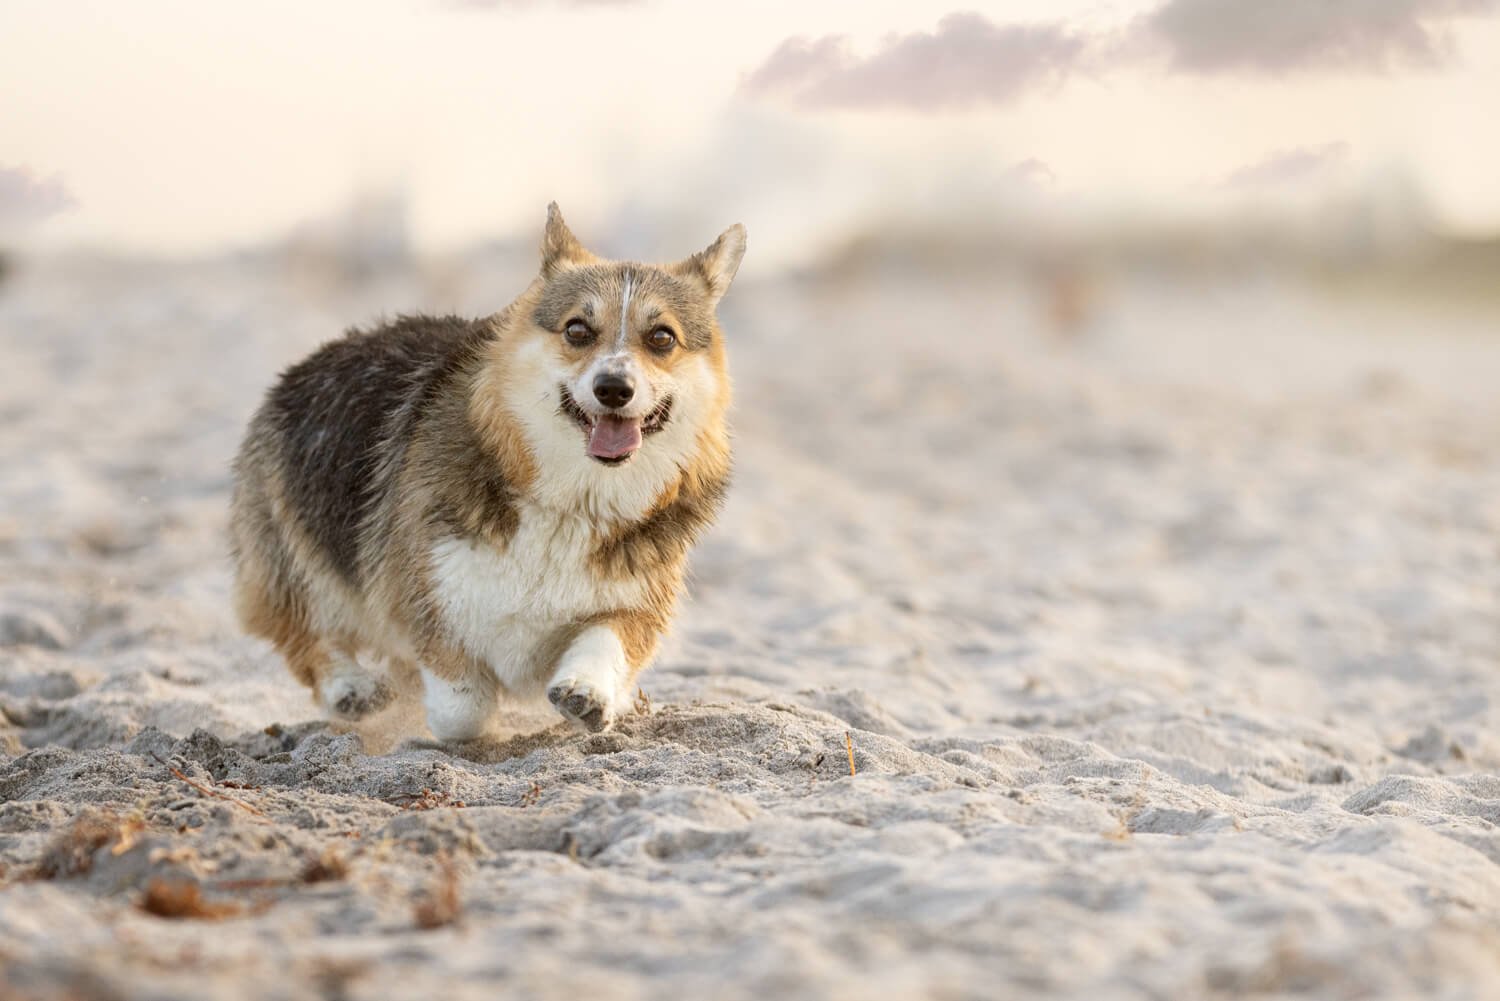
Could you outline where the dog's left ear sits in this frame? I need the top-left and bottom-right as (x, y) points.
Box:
(680, 224), (747, 306)
(541, 202), (590, 276)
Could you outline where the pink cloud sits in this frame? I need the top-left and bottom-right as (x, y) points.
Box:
(1220, 143), (1350, 190)
(1145, 0), (1497, 74)
(0, 166), (74, 232)
(742, 14), (1087, 111)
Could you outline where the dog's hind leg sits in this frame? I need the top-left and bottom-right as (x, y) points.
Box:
(232, 467), (394, 721)
(237, 577), (393, 721)
(264, 621), (391, 721)
(311, 642), (398, 721)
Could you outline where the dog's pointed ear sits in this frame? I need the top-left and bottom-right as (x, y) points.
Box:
(680, 224), (746, 306)
(540, 202), (588, 276)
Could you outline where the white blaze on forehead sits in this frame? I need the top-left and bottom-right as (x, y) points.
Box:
(562, 268), (658, 416)
(615, 269), (634, 350)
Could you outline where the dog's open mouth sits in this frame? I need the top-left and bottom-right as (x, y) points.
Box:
(559, 388), (672, 465)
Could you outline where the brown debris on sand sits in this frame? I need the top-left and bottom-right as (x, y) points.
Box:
(412, 856), (462, 930)
(28, 809), (146, 881)
(138, 877), (242, 921)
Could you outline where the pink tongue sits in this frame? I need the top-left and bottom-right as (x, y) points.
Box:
(588, 415), (643, 459)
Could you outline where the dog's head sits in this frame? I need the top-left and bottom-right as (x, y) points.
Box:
(493, 203), (742, 495)
(483, 207), (741, 513)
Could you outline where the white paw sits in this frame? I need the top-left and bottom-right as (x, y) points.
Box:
(547, 625), (626, 733)
(421, 669), (495, 742)
(318, 657), (395, 721)
(546, 677), (616, 733)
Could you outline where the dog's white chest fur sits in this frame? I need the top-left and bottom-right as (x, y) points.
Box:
(427, 502), (644, 694)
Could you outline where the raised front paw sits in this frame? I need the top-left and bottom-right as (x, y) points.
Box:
(547, 678), (615, 733)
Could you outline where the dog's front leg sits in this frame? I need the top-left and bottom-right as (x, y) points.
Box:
(418, 640), (500, 742)
(546, 615), (660, 733)
(547, 624), (628, 733)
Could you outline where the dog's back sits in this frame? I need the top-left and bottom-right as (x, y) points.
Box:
(237, 317), (484, 580)
(230, 316), (490, 714)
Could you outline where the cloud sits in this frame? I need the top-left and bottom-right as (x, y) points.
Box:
(1219, 143), (1350, 189)
(1004, 158), (1057, 186)
(741, 13), (1088, 110)
(0, 166), (74, 233)
(743, 1), (1499, 113)
(742, 36), (849, 97)
(1144, 0), (1497, 74)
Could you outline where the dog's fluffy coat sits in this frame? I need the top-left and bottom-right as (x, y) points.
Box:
(229, 205), (743, 738)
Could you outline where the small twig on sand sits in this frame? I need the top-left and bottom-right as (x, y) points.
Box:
(150, 752), (269, 820)
(633, 687), (653, 715)
(845, 732), (857, 777)
(211, 877), (298, 891)
(391, 788), (466, 811)
(211, 847), (348, 892)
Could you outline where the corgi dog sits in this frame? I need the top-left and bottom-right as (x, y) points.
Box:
(230, 204), (743, 739)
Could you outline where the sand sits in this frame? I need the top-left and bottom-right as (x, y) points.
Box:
(2, 250), (1499, 1000)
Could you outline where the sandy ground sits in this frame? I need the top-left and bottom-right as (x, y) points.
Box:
(2, 250), (1499, 1000)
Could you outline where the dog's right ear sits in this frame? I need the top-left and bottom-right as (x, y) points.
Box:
(679, 223), (747, 307)
(540, 202), (590, 277)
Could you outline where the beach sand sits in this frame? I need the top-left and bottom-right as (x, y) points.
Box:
(2, 251), (1498, 999)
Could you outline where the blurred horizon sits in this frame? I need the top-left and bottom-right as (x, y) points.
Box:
(4, 0), (1500, 279)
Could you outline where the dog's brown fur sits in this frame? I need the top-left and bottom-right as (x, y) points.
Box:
(230, 205), (743, 736)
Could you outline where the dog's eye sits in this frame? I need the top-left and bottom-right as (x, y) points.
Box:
(564, 319), (595, 345)
(646, 327), (677, 352)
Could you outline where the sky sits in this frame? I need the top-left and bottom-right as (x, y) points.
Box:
(3, 0), (1499, 265)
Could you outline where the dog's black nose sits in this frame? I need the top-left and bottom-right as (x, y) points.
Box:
(593, 373), (635, 409)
